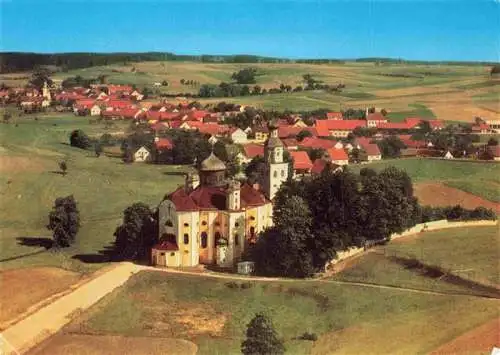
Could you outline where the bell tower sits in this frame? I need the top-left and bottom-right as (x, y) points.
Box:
(262, 120), (288, 200)
(42, 81), (51, 102)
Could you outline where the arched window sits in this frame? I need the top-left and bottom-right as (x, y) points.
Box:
(250, 226), (255, 236)
(215, 221), (220, 226)
(250, 216), (255, 221)
(214, 232), (221, 247)
(234, 234), (239, 246)
(281, 170), (285, 177)
(273, 171), (278, 178)
(183, 233), (189, 244)
(235, 222), (239, 227)
(165, 220), (173, 227)
(201, 232), (208, 248)
(202, 221), (207, 226)
(183, 222), (189, 227)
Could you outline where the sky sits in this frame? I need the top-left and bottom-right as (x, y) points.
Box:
(1, 0), (499, 62)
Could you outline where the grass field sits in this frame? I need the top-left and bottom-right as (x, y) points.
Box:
(3, 61), (499, 121)
(333, 226), (500, 288)
(0, 115), (187, 273)
(57, 270), (499, 355)
(352, 158), (500, 203)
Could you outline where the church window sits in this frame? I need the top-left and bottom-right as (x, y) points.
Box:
(235, 222), (239, 227)
(273, 171), (277, 178)
(160, 252), (165, 256)
(250, 216), (255, 221)
(202, 221), (207, 226)
(165, 220), (173, 227)
(170, 252), (175, 256)
(250, 227), (255, 237)
(214, 232), (221, 247)
(281, 170), (285, 177)
(183, 234), (189, 244)
(235, 234), (239, 245)
(201, 232), (208, 248)
(184, 222), (189, 227)
(215, 221), (220, 226)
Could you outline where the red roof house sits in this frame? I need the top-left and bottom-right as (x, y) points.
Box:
(326, 148), (349, 165)
(290, 151), (313, 173)
(242, 144), (265, 160)
(315, 119), (366, 137)
(298, 137), (339, 150)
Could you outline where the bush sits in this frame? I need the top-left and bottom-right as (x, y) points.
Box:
(69, 129), (91, 149)
(421, 205), (497, 222)
(298, 332), (318, 341)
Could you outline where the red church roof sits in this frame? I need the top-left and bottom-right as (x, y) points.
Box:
(243, 144), (265, 159)
(168, 183), (268, 212)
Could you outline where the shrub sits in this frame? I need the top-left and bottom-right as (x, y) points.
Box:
(298, 332), (318, 341)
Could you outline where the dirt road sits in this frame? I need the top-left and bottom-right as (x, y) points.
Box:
(1, 257), (498, 354)
(0, 263), (141, 355)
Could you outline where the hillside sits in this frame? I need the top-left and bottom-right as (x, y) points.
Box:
(2, 59), (499, 122)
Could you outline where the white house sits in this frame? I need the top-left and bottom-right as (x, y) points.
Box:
(443, 151), (454, 160)
(229, 128), (248, 144)
(90, 105), (102, 116)
(133, 146), (151, 162)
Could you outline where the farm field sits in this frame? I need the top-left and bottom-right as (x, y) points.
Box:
(0, 114), (187, 274)
(0, 267), (82, 326)
(332, 226), (500, 289)
(352, 158), (500, 206)
(3, 61), (499, 121)
(41, 269), (499, 355)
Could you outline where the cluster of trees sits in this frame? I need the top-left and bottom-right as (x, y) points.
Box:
(232, 68), (259, 84)
(420, 205), (497, 222)
(248, 167), (420, 277)
(0, 53), (294, 73)
(179, 79), (199, 86)
(302, 74), (345, 92)
(242, 313), (285, 355)
(61, 74), (107, 88)
(70, 129), (91, 149)
(376, 135), (407, 158)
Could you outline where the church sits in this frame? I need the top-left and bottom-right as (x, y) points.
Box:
(151, 121), (289, 267)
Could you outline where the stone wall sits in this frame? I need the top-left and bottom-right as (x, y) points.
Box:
(327, 220), (498, 269)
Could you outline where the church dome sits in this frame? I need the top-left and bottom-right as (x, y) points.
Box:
(200, 152), (226, 171)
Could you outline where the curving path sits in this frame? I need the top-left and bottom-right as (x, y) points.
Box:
(2, 234), (499, 354)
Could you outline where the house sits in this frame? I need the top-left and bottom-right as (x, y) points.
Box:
(254, 126), (269, 141)
(278, 126), (317, 139)
(315, 119), (366, 138)
(282, 138), (298, 151)
(366, 112), (388, 128)
(327, 112), (343, 120)
(471, 124), (490, 135)
(240, 144), (265, 164)
(90, 104), (102, 116)
(363, 144), (382, 162)
(298, 137), (342, 150)
(487, 145), (500, 161)
(133, 146), (152, 162)
(152, 123), (288, 268)
(443, 151), (454, 159)
(290, 151), (313, 177)
(311, 159), (342, 175)
(326, 148), (349, 165)
(229, 128), (248, 144)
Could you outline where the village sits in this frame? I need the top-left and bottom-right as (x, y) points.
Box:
(1, 80), (499, 180)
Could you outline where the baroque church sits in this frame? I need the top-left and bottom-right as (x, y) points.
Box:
(152, 121), (288, 267)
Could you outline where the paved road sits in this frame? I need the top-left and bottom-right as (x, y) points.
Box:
(2, 261), (498, 355)
(0, 263), (141, 355)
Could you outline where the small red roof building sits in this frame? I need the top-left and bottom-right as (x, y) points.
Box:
(327, 112), (343, 120)
(290, 151), (313, 171)
(242, 144), (265, 159)
(298, 137), (339, 150)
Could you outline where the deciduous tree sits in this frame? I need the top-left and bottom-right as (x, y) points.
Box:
(47, 195), (80, 248)
(241, 313), (285, 355)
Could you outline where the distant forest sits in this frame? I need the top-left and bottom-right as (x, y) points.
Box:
(0, 52), (496, 73)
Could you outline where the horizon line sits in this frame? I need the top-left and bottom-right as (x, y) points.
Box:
(1, 51), (498, 64)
